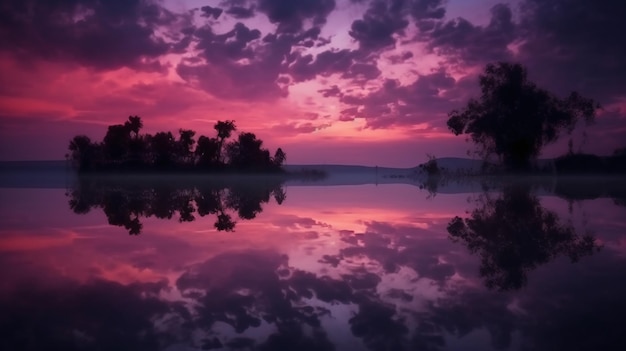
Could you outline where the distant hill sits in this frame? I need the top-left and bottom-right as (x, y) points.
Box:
(284, 164), (416, 174)
(284, 158), (491, 175)
(421, 157), (485, 173)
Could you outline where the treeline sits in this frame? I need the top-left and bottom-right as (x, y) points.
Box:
(553, 149), (626, 174)
(67, 116), (287, 173)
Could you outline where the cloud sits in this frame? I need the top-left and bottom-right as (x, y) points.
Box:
(318, 85), (342, 98)
(387, 51), (414, 64)
(271, 122), (331, 134)
(0, 0), (177, 71)
(349, 0), (410, 51)
(177, 22), (290, 100)
(425, 3), (516, 64)
(195, 22), (262, 63)
(411, 0), (447, 20)
(342, 62), (382, 81)
(338, 68), (463, 128)
(178, 19), (338, 100)
(289, 49), (357, 82)
(517, 0), (626, 102)
(226, 5), (256, 19)
(257, 0), (336, 33)
(200, 5), (224, 19)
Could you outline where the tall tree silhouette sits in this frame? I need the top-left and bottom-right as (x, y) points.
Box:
(103, 124), (132, 162)
(447, 185), (600, 290)
(125, 115), (143, 139)
(68, 135), (99, 171)
(447, 62), (599, 170)
(177, 129), (196, 166)
(195, 135), (221, 168)
(227, 132), (273, 171)
(150, 131), (176, 168)
(273, 148), (287, 167)
(214, 120), (236, 163)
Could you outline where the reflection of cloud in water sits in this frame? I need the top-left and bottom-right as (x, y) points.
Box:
(1, 183), (626, 350)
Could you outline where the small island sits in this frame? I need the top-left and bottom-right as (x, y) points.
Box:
(67, 119), (288, 174)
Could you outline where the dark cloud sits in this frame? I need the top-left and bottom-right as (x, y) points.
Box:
(271, 122), (331, 134)
(318, 85), (342, 97)
(289, 49), (357, 82)
(426, 3), (516, 64)
(411, 0), (446, 32)
(195, 22), (262, 63)
(342, 62), (382, 81)
(257, 0), (336, 33)
(517, 0), (626, 101)
(411, 0), (446, 20)
(349, 0), (410, 50)
(338, 69), (461, 128)
(200, 5), (223, 19)
(226, 5), (256, 19)
(388, 51), (414, 64)
(0, 0), (175, 71)
(177, 22), (292, 100)
(179, 19), (337, 100)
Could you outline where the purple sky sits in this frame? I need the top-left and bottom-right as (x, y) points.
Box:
(0, 0), (624, 166)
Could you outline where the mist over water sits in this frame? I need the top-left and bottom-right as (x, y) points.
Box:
(1, 178), (625, 351)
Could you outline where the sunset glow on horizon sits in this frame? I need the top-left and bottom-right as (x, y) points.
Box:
(1, 0), (625, 166)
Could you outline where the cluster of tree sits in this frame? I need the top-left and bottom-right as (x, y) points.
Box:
(553, 148), (626, 174)
(446, 62), (622, 173)
(68, 117), (287, 173)
(67, 179), (286, 234)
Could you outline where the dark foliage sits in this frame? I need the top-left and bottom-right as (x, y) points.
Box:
(67, 116), (286, 173)
(447, 62), (599, 171)
(554, 151), (626, 174)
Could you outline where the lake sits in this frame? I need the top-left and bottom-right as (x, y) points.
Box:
(1, 174), (625, 351)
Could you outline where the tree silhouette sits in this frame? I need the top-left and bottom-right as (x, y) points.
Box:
(227, 132), (274, 171)
(447, 185), (600, 290)
(149, 131), (176, 168)
(215, 212), (236, 231)
(214, 120), (236, 163)
(68, 135), (99, 171)
(176, 129), (196, 166)
(447, 62), (599, 171)
(273, 147), (287, 167)
(195, 135), (221, 168)
(125, 115), (143, 139)
(103, 124), (132, 162)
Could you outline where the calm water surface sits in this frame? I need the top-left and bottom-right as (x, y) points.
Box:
(1, 177), (625, 351)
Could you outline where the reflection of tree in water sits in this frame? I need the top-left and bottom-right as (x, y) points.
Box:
(66, 179), (286, 234)
(552, 179), (626, 208)
(447, 185), (601, 290)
